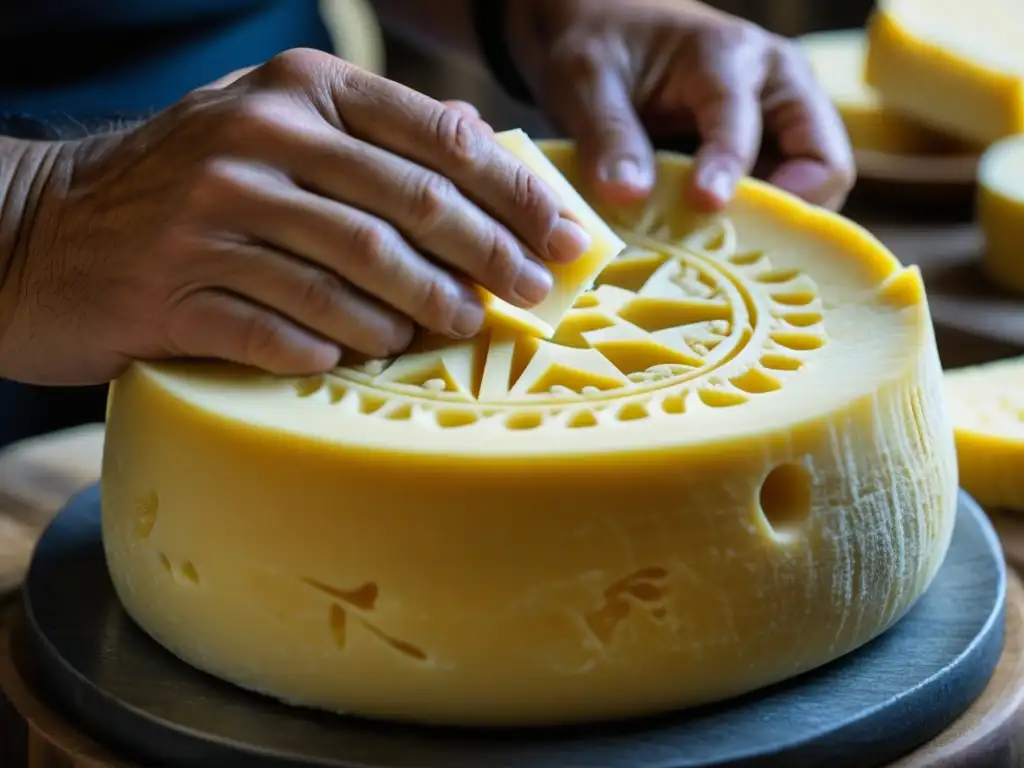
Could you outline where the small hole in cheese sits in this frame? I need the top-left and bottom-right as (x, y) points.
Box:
(759, 463), (813, 538)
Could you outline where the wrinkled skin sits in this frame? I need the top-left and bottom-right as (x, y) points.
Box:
(509, 0), (855, 210)
(5, 52), (591, 384)
(0, 1), (854, 386)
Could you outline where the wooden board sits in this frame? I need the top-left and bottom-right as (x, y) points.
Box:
(0, 424), (104, 597)
(990, 510), (1024, 574)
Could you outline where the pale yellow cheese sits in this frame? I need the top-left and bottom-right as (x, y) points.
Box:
(480, 129), (626, 338)
(945, 356), (1024, 510)
(101, 142), (959, 727)
(978, 134), (1024, 295)
(865, 0), (1024, 145)
(798, 28), (964, 155)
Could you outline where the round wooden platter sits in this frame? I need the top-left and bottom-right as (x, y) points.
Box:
(0, 570), (1021, 768)
(850, 149), (981, 211)
(990, 510), (1024, 574)
(0, 423), (104, 599)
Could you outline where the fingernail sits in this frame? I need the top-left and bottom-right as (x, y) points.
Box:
(699, 164), (736, 203)
(713, 171), (735, 201)
(547, 218), (591, 262)
(601, 158), (650, 190)
(451, 295), (484, 338)
(513, 259), (553, 305)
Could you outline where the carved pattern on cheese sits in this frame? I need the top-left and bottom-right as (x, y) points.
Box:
(585, 567), (670, 646)
(302, 577), (429, 662)
(295, 217), (826, 430)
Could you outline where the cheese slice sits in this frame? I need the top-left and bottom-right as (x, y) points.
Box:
(798, 28), (965, 155)
(865, 0), (1024, 145)
(101, 141), (958, 727)
(945, 356), (1024, 510)
(978, 134), (1024, 295)
(480, 129), (626, 338)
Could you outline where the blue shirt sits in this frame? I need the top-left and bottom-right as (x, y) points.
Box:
(0, 0), (332, 117)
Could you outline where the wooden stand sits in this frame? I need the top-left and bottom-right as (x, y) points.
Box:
(0, 573), (1022, 768)
(0, 424), (104, 598)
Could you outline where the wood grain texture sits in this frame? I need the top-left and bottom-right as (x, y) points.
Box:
(990, 511), (1024, 574)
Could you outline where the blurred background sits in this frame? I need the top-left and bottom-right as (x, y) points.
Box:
(384, 0), (876, 136)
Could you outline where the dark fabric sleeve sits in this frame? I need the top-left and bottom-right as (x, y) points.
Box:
(468, 0), (535, 105)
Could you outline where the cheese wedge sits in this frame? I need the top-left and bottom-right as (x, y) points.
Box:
(480, 129), (626, 338)
(944, 356), (1024, 510)
(978, 134), (1024, 295)
(798, 28), (964, 155)
(101, 141), (958, 727)
(865, 0), (1024, 145)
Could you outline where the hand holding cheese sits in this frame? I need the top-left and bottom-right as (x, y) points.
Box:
(0, 49), (591, 385)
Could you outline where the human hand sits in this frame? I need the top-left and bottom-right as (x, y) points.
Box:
(506, 0), (855, 211)
(1, 49), (591, 385)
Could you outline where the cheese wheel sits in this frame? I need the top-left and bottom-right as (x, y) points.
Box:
(865, 0), (1024, 146)
(798, 28), (963, 155)
(478, 130), (627, 339)
(978, 134), (1024, 295)
(945, 355), (1024, 510)
(101, 142), (959, 727)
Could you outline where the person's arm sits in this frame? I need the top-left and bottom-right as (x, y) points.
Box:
(0, 138), (64, 319)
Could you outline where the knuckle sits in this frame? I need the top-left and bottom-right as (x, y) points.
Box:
(478, 230), (522, 292)
(346, 220), (393, 263)
(243, 311), (291, 365)
(407, 173), (457, 236)
(552, 44), (602, 85)
(214, 94), (297, 148)
(509, 164), (555, 225)
(186, 157), (250, 212)
(260, 47), (330, 84)
(364, 317), (413, 358)
(411, 275), (459, 330)
(296, 271), (344, 321)
(432, 105), (484, 169)
(773, 36), (813, 76)
(705, 19), (765, 52)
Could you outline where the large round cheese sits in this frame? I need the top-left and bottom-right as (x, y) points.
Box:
(978, 134), (1024, 295)
(945, 355), (1024, 510)
(101, 142), (959, 727)
(865, 0), (1024, 145)
(798, 28), (963, 155)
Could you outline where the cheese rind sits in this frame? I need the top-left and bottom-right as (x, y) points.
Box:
(945, 355), (1024, 509)
(865, 0), (1024, 145)
(101, 143), (959, 726)
(978, 134), (1024, 295)
(481, 129), (627, 338)
(798, 28), (963, 155)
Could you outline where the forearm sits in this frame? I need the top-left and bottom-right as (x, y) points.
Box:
(0, 138), (66, 333)
(369, 0), (482, 61)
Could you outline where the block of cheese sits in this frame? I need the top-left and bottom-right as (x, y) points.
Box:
(479, 129), (626, 338)
(864, 0), (1024, 146)
(945, 356), (1024, 510)
(101, 142), (959, 727)
(978, 134), (1024, 295)
(798, 28), (963, 155)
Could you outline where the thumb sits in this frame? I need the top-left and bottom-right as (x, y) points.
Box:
(545, 62), (654, 205)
